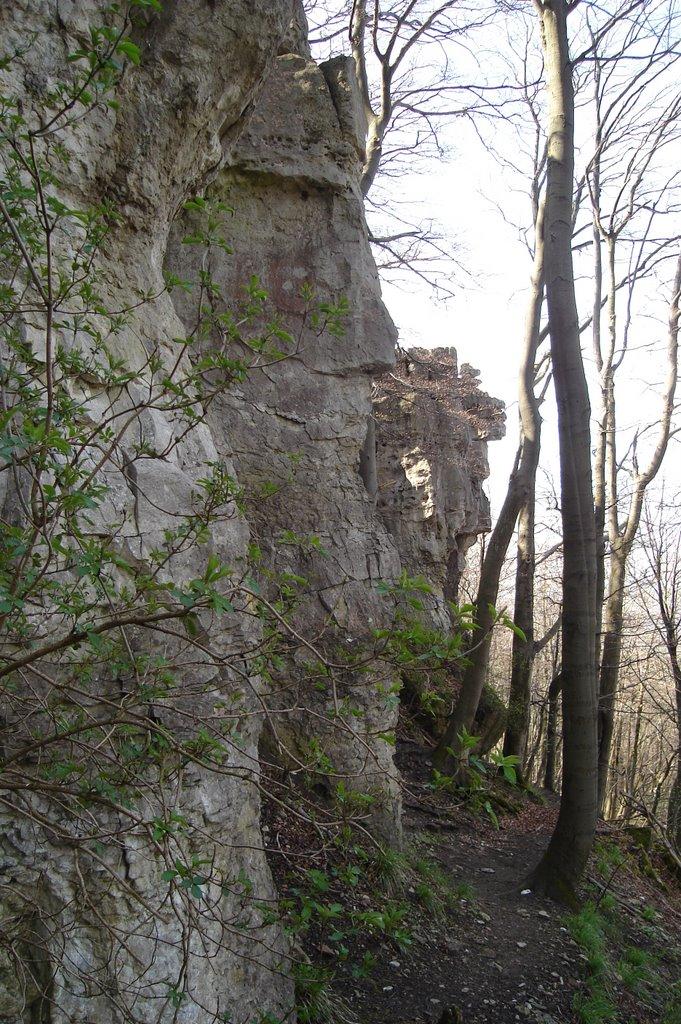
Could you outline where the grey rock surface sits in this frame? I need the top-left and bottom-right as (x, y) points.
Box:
(374, 348), (505, 624)
(166, 50), (404, 837)
(0, 5), (503, 1022)
(0, 3), (295, 1022)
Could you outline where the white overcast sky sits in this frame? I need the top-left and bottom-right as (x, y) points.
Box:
(308, 3), (681, 525)
(377, 26), (680, 524)
(381, 127), (535, 513)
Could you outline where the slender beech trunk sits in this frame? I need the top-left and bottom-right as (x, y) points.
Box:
(526, 698), (547, 784)
(504, 202), (546, 768)
(670, 656), (681, 850)
(435, 202), (546, 770)
(661, 628), (681, 850)
(606, 717), (624, 820)
(625, 683), (644, 821)
(597, 252), (681, 812)
(529, 0), (599, 901)
(591, 244), (606, 676)
(433, 460), (523, 768)
(596, 233), (624, 811)
(597, 545), (626, 810)
(590, 53), (607, 677)
(503, 488), (538, 770)
(350, 1), (391, 197)
(544, 673), (562, 793)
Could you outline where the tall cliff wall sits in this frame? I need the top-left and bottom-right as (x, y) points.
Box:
(0, 4), (503, 1022)
(166, 48), (405, 838)
(0, 4), (296, 1022)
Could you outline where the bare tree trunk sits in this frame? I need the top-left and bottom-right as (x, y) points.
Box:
(589, 49), (607, 678)
(606, 717), (624, 820)
(435, 201), (545, 771)
(597, 547), (626, 811)
(666, 644), (681, 850)
(350, 0), (390, 197)
(624, 681), (644, 822)
(597, 252), (681, 811)
(504, 202), (545, 768)
(544, 673), (562, 793)
(591, 320), (606, 681)
(526, 697), (547, 784)
(433, 463), (523, 768)
(504, 493), (538, 770)
(529, 0), (599, 901)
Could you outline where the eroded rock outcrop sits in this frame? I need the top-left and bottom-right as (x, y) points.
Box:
(373, 348), (505, 619)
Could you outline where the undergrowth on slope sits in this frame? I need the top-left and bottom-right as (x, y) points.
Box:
(567, 903), (617, 1023)
(566, 839), (681, 1024)
(260, 792), (480, 1024)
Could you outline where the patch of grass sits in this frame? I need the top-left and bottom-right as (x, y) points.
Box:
(368, 841), (475, 919)
(572, 985), (618, 1024)
(594, 840), (626, 875)
(617, 946), (653, 996)
(663, 980), (681, 1024)
(409, 852), (473, 915)
(452, 880), (475, 902)
(414, 879), (437, 913)
(566, 893), (678, 1024)
(294, 963), (358, 1024)
(567, 903), (608, 957)
(622, 947), (650, 968)
(598, 892), (617, 913)
(566, 903), (617, 1024)
(371, 845), (410, 895)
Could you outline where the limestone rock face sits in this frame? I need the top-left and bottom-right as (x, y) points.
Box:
(0, 4), (503, 1022)
(0, 3), (295, 1022)
(166, 49), (404, 836)
(373, 348), (505, 623)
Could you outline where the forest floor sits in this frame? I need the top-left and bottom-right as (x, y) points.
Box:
(330, 739), (680, 1024)
(265, 723), (681, 1024)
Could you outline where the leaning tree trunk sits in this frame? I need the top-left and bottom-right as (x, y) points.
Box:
(529, 0), (599, 902)
(665, 639), (681, 851)
(433, 469), (523, 769)
(590, 62), (607, 678)
(606, 717), (624, 820)
(504, 483), (538, 770)
(526, 698), (547, 783)
(597, 543), (627, 811)
(504, 202), (545, 769)
(435, 203), (545, 772)
(624, 681), (645, 823)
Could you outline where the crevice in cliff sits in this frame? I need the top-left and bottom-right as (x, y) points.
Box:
(358, 414), (378, 501)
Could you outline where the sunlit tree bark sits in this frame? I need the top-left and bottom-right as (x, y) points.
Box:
(528, 0), (599, 901)
(503, 201), (545, 769)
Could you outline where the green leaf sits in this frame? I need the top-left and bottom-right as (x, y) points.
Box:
(306, 869), (330, 892)
(483, 801), (499, 829)
(116, 40), (141, 65)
